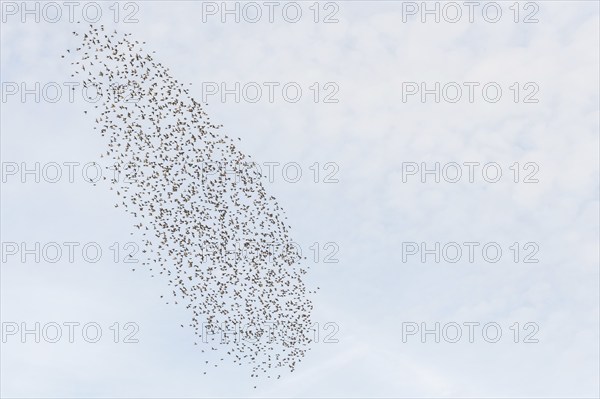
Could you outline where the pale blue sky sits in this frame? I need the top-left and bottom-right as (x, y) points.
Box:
(1, 1), (599, 397)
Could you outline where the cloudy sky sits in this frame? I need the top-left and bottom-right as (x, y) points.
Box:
(1, 1), (599, 397)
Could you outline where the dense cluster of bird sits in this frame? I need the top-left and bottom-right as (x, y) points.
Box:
(65, 25), (316, 381)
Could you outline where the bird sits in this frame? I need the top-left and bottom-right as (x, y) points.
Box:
(64, 25), (317, 383)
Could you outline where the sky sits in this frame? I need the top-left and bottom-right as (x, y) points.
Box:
(1, 1), (599, 398)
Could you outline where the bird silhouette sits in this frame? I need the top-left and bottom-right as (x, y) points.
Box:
(64, 26), (317, 382)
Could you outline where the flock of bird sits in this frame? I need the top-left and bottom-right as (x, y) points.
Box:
(65, 25), (316, 382)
